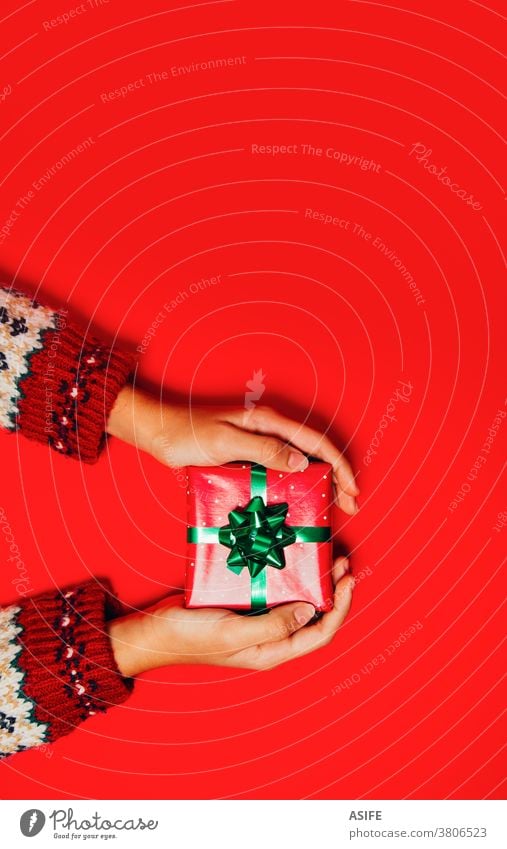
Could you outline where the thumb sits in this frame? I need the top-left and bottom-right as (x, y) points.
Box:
(227, 430), (309, 472)
(238, 602), (315, 647)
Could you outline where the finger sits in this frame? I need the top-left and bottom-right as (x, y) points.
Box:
(226, 406), (359, 498)
(232, 601), (315, 650)
(222, 425), (310, 472)
(253, 575), (354, 668)
(307, 574), (355, 642)
(337, 490), (359, 516)
(332, 555), (350, 584)
(281, 574), (354, 660)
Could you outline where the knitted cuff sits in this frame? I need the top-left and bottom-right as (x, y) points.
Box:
(14, 580), (134, 745)
(17, 319), (136, 463)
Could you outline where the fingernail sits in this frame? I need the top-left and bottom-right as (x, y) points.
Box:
(288, 451), (309, 471)
(295, 604), (315, 625)
(342, 558), (350, 573)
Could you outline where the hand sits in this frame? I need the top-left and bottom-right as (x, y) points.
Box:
(108, 557), (354, 676)
(107, 386), (359, 514)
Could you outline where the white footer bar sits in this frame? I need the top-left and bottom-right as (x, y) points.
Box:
(0, 799), (504, 848)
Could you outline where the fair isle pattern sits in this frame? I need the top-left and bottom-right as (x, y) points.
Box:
(0, 605), (48, 757)
(0, 287), (57, 431)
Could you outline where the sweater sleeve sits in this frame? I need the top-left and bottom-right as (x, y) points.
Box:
(0, 580), (134, 758)
(0, 285), (135, 463)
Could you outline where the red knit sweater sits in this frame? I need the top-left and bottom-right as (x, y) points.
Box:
(0, 285), (135, 758)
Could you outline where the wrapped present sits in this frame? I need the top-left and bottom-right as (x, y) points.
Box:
(185, 461), (334, 611)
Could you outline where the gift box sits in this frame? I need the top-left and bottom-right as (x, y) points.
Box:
(185, 461), (334, 611)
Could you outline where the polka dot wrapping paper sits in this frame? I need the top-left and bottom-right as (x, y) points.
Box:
(185, 462), (334, 611)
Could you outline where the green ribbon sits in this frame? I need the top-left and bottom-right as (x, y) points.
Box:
(187, 464), (331, 610)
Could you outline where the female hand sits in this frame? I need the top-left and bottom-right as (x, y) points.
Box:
(108, 557), (354, 676)
(107, 386), (359, 514)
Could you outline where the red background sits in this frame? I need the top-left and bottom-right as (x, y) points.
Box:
(0, 0), (505, 800)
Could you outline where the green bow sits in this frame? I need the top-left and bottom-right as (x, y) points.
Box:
(218, 495), (297, 579)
